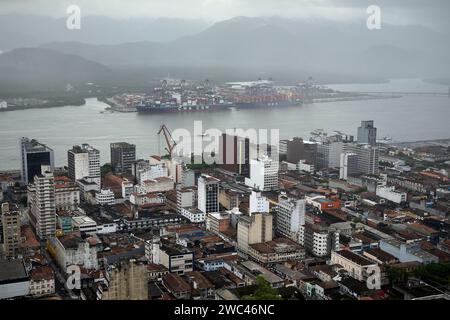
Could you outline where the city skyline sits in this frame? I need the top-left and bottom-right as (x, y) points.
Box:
(0, 0), (449, 308)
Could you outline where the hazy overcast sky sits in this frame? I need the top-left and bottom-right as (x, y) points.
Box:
(0, 0), (449, 30)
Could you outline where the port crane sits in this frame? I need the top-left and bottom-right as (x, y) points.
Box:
(157, 124), (177, 159)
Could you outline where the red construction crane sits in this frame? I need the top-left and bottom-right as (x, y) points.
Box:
(157, 124), (177, 159)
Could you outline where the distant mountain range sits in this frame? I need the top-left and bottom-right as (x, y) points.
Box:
(0, 48), (110, 93)
(1, 15), (449, 93)
(0, 14), (209, 48)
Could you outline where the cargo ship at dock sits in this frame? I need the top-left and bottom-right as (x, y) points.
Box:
(225, 80), (304, 109)
(136, 99), (234, 113)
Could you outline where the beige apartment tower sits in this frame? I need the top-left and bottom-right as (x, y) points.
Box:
(102, 259), (148, 300)
(1, 203), (22, 259)
(237, 212), (273, 255)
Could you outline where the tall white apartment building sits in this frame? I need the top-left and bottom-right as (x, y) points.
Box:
(276, 194), (305, 241)
(68, 144), (101, 191)
(249, 191), (270, 214)
(29, 166), (56, 239)
(344, 144), (379, 175)
(177, 188), (196, 213)
(68, 149), (89, 180)
(315, 141), (345, 170)
(177, 188), (204, 223)
(198, 174), (219, 214)
(299, 224), (340, 257)
(339, 152), (358, 180)
(245, 156), (279, 191)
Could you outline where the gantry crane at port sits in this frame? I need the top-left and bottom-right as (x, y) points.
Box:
(157, 124), (177, 159)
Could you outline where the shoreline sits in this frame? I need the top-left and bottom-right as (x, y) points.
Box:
(0, 93), (402, 113)
(310, 94), (401, 103)
(388, 138), (450, 148)
(0, 98), (86, 112)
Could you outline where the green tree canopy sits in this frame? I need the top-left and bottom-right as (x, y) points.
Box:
(101, 163), (113, 178)
(241, 276), (282, 300)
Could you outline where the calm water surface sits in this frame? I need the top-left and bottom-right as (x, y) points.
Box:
(0, 79), (449, 170)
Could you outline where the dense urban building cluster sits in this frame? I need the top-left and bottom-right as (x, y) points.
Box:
(1, 120), (449, 301)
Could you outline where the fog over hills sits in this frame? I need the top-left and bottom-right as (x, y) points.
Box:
(41, 16), (450, 78)
(0, 14), (210, 49)
(0, 47), (110, 92)
(1, 14), (449, 92)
